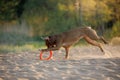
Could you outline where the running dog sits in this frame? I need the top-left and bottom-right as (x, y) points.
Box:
(41, 27), (108, 59)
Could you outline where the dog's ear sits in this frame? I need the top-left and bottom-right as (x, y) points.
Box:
(41, 36), (49, 40)
(44, 37), (49, 40)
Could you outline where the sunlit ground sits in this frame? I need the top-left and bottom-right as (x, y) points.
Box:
(0, 37), (120, 80)
(0, 44), (120, 80)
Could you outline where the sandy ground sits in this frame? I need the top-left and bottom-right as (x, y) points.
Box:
(0, 45), (120, 80)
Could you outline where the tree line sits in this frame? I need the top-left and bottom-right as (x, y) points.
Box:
(0, 0), (120, 38)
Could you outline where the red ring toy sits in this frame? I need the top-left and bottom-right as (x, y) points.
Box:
(40, 51), (53, 60)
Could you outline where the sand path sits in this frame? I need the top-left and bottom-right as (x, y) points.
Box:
(0, 45), (120, 80)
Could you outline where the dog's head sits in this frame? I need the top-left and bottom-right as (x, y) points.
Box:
(42, 36), (57, 48)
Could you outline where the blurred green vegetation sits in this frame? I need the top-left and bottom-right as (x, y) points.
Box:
(0, 0), (120, 53)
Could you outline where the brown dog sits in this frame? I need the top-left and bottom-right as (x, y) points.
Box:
(41, 27), (108, 59)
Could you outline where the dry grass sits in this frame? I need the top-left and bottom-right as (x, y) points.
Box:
(111, 37), (120, 45)
(0, 44), (35, 53)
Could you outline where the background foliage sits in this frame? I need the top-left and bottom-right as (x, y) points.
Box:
(0, 0), (120, 46)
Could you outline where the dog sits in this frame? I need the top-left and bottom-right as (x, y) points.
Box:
(41, 27), (108, 59)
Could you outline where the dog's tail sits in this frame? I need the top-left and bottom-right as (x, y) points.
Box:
(87, 26), (92, 29)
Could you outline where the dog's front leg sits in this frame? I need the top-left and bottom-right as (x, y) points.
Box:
(64, 47), (70, 59)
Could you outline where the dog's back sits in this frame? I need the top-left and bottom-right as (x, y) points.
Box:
(45, 27), (99, 46)
(61, 27), (97, 44)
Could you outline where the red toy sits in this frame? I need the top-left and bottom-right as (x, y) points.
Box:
(40, 51), (53, 60)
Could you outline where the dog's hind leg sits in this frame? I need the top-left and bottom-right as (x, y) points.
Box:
(99, 36), (108, 44)
(83, 35), (104, 53)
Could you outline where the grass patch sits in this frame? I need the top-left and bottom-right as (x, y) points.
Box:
(111, 37), (120, 45)
(0, 44), (34, 53)
(0, 32), (32, 45)
(0, 41), (46, 54)
(0, 31), (47, 53)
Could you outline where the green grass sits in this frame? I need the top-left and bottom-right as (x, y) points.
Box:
(0, 41), (46, 53)
(0, 31), (47, 53)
